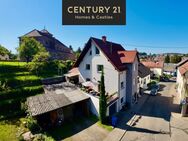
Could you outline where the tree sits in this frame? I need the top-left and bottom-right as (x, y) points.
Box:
(76, 47), (82, 53)
(69, 45), (73, 51)
(28, 49), (50, 76)
(17, 37), (45, 63)
(99, 69), (107, 124)
(170, 55), (182, 63)
(165, 55), (170, 63)
(75, 47), (82, 59)
(32, 51), (50, 62)
(0, 45), (10, 56)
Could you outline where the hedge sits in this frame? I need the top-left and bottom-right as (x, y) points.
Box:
(0, 86), (44, 101)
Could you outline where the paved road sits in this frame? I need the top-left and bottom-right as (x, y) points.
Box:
(104, 82), (188, 141)
(121, 82), (177, 141)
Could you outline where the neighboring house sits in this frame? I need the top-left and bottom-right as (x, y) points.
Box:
(67, 36), (139, 116)
(0, 54), (9, 60)
(176, 60), (188, 116)
(163, 63), (176, 76)
(138, 63), (151, 89)
(176, 58), (188, 69)
(176, 59), (188, 103)
(19, 29), (75, 60)
(142, 61), (164, 77)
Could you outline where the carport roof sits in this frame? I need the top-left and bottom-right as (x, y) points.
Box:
(27, 82), (89, 116)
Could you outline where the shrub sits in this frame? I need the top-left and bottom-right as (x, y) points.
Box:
(26, 116), (41, 133)
(18, 135), (25, 141)
(0, 86), (43, 101)
(33, 134), (55, 141)
(147, 81), (157, 90)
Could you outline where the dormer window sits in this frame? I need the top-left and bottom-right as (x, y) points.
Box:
(95, 47), (100, 55)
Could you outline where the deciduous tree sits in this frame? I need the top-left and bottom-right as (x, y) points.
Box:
(17, 37), (45, 63)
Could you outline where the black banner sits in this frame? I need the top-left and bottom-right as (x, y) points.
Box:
(62, 0), (126, 25)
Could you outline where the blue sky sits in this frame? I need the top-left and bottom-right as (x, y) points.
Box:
(0, 0), (188, 54)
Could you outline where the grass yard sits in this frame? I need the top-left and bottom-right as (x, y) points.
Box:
(0, 118), (28, 141)
(0, 61), (63, 140)
(0, 61), (113, 141)
(0, 61), (60, 120)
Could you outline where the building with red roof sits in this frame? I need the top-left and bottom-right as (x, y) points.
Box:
(141, 61), (164, 77)
(66, 36), (139, 116)
(176, 59), (188, 106)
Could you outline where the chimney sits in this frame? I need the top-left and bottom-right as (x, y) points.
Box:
(102, 36), (107, 43)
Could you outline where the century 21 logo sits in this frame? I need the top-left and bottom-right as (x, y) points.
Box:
(62, 0), (126, 25)
(67, 6), (121, 14)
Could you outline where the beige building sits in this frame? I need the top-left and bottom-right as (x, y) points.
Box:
(0, 54), (9, 60)
(142, 61), (164, 77)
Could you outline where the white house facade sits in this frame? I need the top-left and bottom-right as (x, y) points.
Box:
(70, 36), (139, 116)
(138, 63), (151, 89)
(176, 60), (188, 103)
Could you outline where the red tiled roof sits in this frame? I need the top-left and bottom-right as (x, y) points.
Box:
(176, 58), (188, 68)
(69, 67), (79, 74)
(65, 68), (80, 77)
(118, 50), (138, 63)
(141, 61), (164, 69)
(74, 37), (128, 71)
(179, 62), (188, 75)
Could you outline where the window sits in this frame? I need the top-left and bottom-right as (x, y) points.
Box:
(97, 65), (103, 72)
(121, 97), (124, 103)
(95, 47), (100, 54)
(144, 78), (146, 84)
(121, 82), (124, 89)
(89, 50), (92, 55)
(133, 64), (136, 71)
(86, 78), (90, 81)
(86, 64), (90, 70)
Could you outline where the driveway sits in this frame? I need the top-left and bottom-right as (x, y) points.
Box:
(104, 82), (188, 141)
(63, 119), (110, 141)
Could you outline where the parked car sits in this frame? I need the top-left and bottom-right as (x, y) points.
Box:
(150, 89), (158, 96)
(160, 76), (170, 82)
(153, 84), (160, 91)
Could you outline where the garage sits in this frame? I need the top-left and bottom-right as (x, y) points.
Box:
(109, 102), (117, 116)
(27, 82), (90, 128)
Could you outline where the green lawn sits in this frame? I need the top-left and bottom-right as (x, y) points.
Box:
(0, 118), (28, 141)
(0, 61), (113, 140)
(0, 61), (60, 120)
(0, 61), (69, 140)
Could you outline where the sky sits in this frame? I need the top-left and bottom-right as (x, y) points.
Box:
(0, 0), (188, 54)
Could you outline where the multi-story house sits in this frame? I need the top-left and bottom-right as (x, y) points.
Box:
(176, 59), (188, 102)
(176, 59), (188, 116)
(138, 63), (151, 90)
(19, 29), (75, 60)
(142, 61), (164, 77)
(68, 36), (139, 116)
